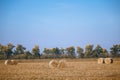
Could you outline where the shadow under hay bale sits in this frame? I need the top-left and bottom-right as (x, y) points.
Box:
(105, 58), (113, 64)
(49, 60), (58, 69)
(98, 58), (104, 64)
(11, 60), (18, 65)
(57, 59), (66, 68)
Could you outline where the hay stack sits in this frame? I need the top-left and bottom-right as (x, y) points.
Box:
(98, 58), (104, 64)
(5, 60), (11, 65)
(49, 60), (58, 68)
(57, 59), (66, 68)
(105, 58), (113, 64)
(5, 60), (18, 65)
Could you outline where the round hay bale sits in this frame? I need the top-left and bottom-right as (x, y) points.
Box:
(105, 58), (113, 64)
(49, 60), (58, 68)
(98, 58), (104, 64)
(57, 59), (66, 68)
(5, 60), (11, 65)
(11, 60), (18, 65)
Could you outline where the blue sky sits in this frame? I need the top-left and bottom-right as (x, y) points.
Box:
(0, 0), (120, 52)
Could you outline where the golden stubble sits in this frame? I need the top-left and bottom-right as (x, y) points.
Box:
(0, 59), (120, 80)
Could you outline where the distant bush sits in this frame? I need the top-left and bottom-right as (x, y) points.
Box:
(13, 54), (27, 59)
(59, 54), (69, 58)
(41, 54), (55, 59)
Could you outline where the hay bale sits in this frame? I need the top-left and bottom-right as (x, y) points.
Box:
(57, 59), (66, 68)
(5, 60), (11, 65)
(11, 60), (18, 65)
(98, 58), (104, 64)
(105, 58), (113, 64)
(49, 60), (58, 68)
(5, 60), (18, 65)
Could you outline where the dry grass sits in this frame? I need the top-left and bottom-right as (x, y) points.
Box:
(0, 58), (120, 80)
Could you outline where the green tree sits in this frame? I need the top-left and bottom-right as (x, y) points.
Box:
(42, 48), (51, 58)
(54, 47), (61, 58)
(14, 44), (26, 54)
(77, 46), (84, 58)
(92, 45), (103, 57)
(60, 48), (65, 54)
(47, 47), (60, 58)
(66, 46), (75, 58)
(0, 44), (5, 59)
(24, 50), (32, 59)
(84, 44), (93, 58)
(52, 47), (60, 54)
(1, 45), (7, 59)
(6, 43), (15, 59)
(110, 44), (120, 57)
(0, 44), (3, 54)
(43, 48), (50, 54)
(0, 43), (15, 59)
(100, 48), (108, 57)
(32, 45), (40, 58)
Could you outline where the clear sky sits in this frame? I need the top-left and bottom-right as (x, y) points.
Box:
(0, 0), (120, 52)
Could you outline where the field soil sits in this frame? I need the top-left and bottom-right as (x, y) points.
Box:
(0, 58), (120, 80)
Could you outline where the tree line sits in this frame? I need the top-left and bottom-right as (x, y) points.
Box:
(0, 43), (120, 59)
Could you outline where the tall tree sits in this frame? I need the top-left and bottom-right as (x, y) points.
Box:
(101, 48), (108, 57)
(110, 44), (120, 57)
(0, 43), (15, 59)
(84, 44), (93, 58)
(0, 44), (4, 59)
(14, 44), (26, 54)
(6, 43), (15, 59)
(66, 46), (75, 58)
(32, 45), (40, 58)
(53, 47), (60, 55)
(0, 44), (7, 59)
(0, 44), (3, 54)
(24, 50), (32, 59)
(92, 45), (103, 57)
(77, 46), (84, 58)
(47, 47), (60, 58)
(54, 47), (60, 58)
(59, 48), (65, 54)
(43, 48), (50, 54)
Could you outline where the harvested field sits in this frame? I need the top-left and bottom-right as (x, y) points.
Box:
(0, 58), (120, 80)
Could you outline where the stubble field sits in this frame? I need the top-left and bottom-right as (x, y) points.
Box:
(0, 58), (120, 80)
